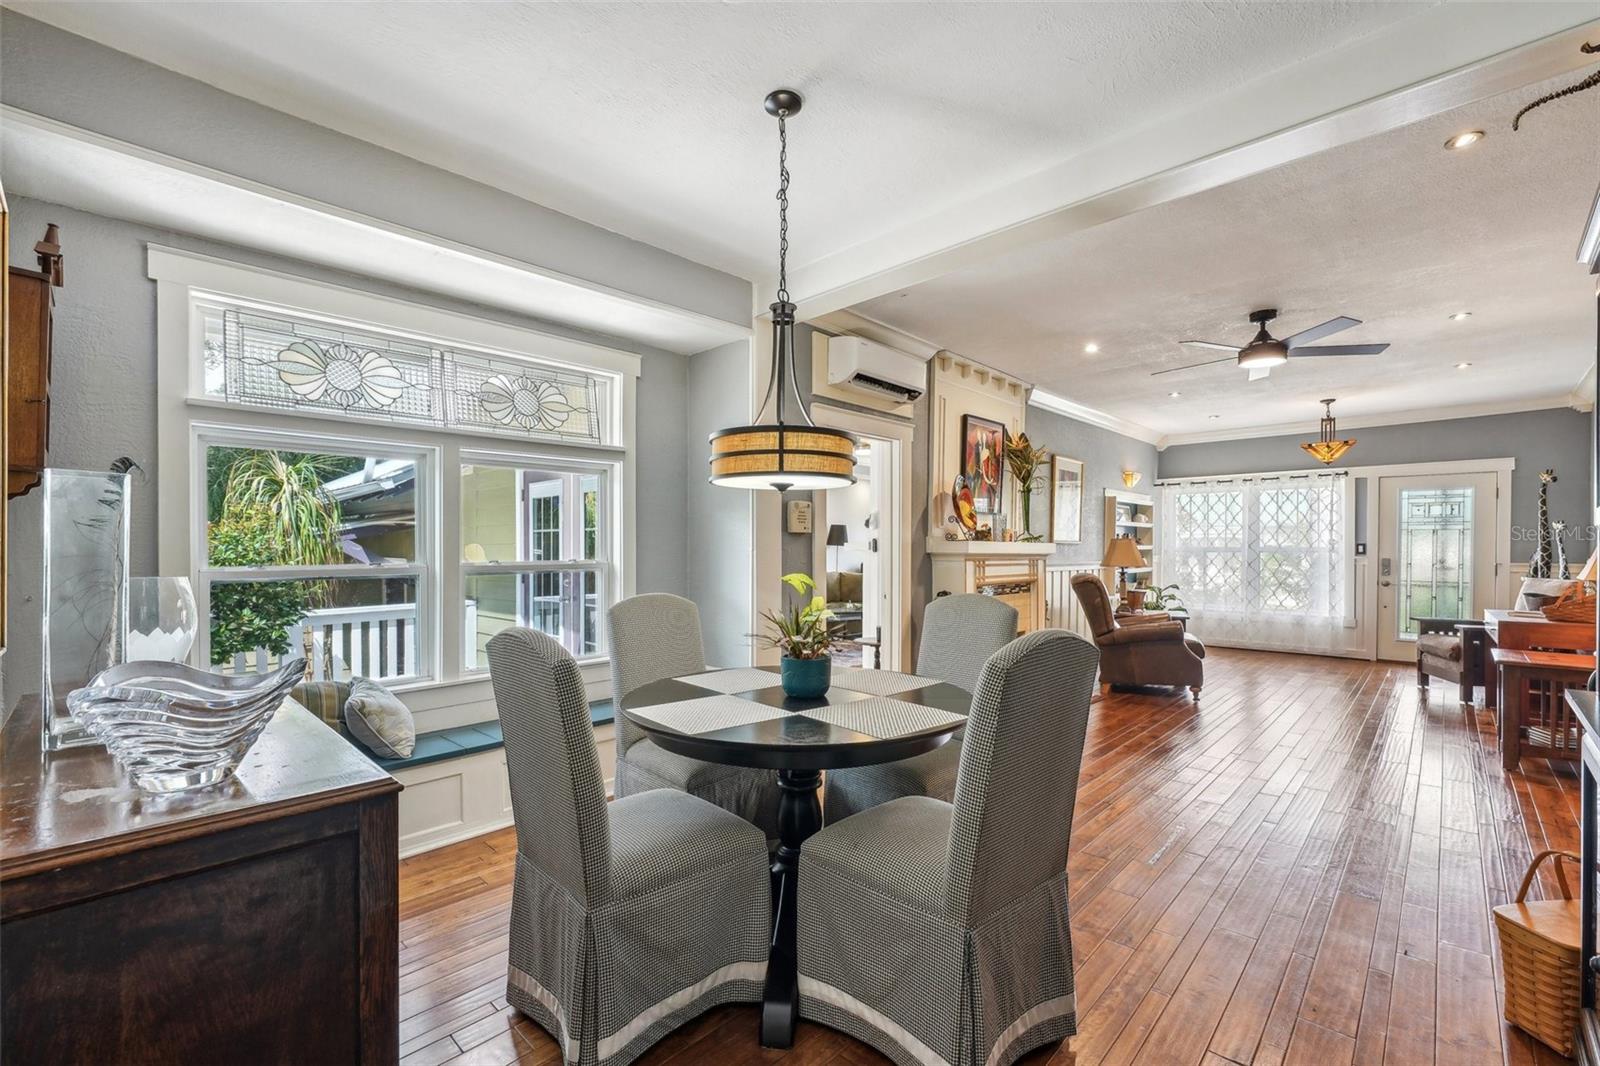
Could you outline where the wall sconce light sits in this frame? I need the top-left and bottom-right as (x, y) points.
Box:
(1121, 470), (1142, 488)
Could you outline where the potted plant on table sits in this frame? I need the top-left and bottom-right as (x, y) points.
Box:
(761, 573), (837, 699)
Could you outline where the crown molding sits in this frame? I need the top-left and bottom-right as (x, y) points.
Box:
(1028, 388), (1164, 447)
(1157, 394), (1583, 449)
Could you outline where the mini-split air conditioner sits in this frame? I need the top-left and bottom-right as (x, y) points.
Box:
(826, 335), (926, 404)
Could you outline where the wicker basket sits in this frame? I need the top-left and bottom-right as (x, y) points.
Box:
(1493, 850), (1582, 1056)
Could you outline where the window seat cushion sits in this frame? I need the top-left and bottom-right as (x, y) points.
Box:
(370, 698), (614, 772)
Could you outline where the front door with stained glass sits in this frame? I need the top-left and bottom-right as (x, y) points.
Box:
(1376, 472), (1499, 662)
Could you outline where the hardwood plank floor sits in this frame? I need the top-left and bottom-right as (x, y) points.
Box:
(397, 649), (1580, 1066)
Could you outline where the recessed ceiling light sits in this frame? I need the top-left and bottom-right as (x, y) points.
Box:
(1445, 130), (1485, 151)
(1084, 342), (1100, 354)
(1168, 390), (1181, 398)
(1449, 311), (1472, 321)
(1455, 362), (1472, 370)
(1208, 414), (1221, 421)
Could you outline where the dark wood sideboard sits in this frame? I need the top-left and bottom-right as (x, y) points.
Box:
(1, 698), (402, 1065)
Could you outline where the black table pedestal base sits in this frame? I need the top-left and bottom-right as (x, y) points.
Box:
(761, 767), (822, 1049)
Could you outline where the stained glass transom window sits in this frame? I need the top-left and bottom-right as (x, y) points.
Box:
(200, 300), (608, 445)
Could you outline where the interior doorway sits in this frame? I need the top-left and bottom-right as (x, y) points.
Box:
(1375, 470), (1500, 661)
(809, 405), (913, 673)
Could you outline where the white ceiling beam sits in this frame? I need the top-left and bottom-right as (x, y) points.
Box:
(783, 8), (1600, 319)
(1, 106), (752, 356)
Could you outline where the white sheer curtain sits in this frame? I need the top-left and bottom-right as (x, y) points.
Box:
(1158, 472), (1353, 654)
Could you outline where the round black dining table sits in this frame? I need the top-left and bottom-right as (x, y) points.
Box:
(620, 665), (971, 1049)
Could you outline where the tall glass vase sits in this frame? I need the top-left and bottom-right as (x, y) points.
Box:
(41, 469), (131, 751)
(1020, 484), (1034, 538)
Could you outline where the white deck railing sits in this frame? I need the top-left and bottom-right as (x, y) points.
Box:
(231, 601), (424, 681)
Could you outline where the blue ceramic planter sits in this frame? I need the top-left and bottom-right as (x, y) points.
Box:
(780, 655), (831, 699)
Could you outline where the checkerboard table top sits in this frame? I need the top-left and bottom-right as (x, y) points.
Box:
(620, 666), (971, 771)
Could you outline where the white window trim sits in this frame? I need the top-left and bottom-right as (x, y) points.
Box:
(153, 245), (640, 705)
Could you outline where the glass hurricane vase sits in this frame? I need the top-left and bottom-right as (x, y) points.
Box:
(126, 577), (198, 664)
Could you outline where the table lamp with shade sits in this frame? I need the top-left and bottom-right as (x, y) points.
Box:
(1102, 535), (1146, 606)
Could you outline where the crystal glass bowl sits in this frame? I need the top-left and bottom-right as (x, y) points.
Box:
(67, 659), (306, 793)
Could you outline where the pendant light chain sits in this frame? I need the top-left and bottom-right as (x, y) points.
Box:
(775, 110), (791, 304)
(705, 89), (857, 492)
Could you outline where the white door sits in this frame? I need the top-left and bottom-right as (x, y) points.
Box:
(1375, 472), (1498, 661)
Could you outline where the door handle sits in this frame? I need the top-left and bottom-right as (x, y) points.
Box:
(1380, 580), (1392, 587)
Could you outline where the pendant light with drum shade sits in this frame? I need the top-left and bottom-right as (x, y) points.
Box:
(1301, 399), (1356, 465)
(708, 90), (857, 492)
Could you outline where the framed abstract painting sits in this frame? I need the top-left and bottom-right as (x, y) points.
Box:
(961, 415), (1006, 514)
(1051, 454), (1084, 543)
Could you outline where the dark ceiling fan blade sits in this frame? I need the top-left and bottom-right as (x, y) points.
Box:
(1150, 355), (1235, 377)
(1288, 343), (1389, 357)
(1283, 316), (1360, 347)
(1179, 340), (1240, 352)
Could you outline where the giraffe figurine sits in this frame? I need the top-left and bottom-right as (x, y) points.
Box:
(1528, 469), (1559, 578)
(1553, 520), (1571, 578)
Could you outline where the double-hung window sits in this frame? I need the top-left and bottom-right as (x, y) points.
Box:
(460, 457), (615, 669)
(196, 430), (435, 683)
(152, 247), (638, 697)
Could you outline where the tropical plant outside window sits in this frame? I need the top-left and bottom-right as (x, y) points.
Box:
(203, 444), (424, 681)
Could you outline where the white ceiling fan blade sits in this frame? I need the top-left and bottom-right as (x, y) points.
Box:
(1180, 340), (1240, 352)
(1150, 355), (1235, 377)
(1283, 316), (1360, 347)
(1247, 366), (1272, 382)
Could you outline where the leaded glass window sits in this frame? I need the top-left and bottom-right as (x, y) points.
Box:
(198, 298), (609, 445)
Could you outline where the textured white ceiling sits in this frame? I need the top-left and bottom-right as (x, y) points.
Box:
(7, 0), (1437, 279)
(855, 71), (1600, 437)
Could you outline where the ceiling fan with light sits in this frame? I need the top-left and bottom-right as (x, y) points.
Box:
(1152, 308), (1390, 382)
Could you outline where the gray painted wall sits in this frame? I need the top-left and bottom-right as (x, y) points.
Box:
(686, 341), (755, 667)
(1022, 406), (1160, 567)
(1157, 407), (1594, 563)
(3, 196), (691, 707)
(0, 12), (750, 328)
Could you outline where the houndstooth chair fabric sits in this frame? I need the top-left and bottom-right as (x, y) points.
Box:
(608, 593), (782, 836)
(798, 628), (1099, 1066)
(824, 594), (1017, 824)
(488, 627), (772, 1066)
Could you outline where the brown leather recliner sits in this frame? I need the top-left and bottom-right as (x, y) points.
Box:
(1070, 573), (1205, 696)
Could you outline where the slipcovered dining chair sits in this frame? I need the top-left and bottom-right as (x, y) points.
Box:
(609, 593), (782, 836)
(488, 628), (771, 1066)
(822, 593), (1017, 824)
(798, 629), (1099, 1066)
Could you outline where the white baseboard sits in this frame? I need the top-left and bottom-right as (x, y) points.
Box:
(394, 723), (615, 858)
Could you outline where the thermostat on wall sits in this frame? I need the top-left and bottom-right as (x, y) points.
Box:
(787, 499), (813, 535)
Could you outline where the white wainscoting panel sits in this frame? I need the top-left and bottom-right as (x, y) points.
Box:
(394, 722), (615, 858)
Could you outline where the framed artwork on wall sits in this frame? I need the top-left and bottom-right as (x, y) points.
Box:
(961, 414), (1006, 514)
(1050, 454), (1084, 543)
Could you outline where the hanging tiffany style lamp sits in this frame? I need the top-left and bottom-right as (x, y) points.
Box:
(709, 89), (857, 492)
(1300, 398), (1356, 465)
